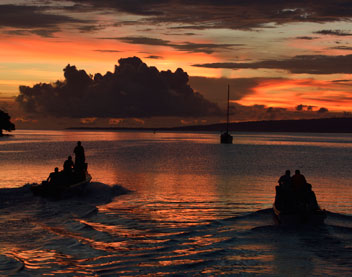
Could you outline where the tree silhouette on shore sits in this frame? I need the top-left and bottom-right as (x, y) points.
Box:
(0, 110), (15, 136)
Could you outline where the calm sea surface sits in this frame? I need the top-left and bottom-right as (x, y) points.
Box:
(1, 130), (352, 275)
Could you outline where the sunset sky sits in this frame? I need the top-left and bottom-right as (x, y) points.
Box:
(2, 0), (352, 128)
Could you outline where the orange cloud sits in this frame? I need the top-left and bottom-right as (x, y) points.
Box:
(236, 78), (352, 112)
(80, 117), (97, 124)
(109, 118), (122, 125)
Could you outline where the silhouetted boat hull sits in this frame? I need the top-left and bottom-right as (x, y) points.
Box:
(30, 172), (92, 199)
(220, 132), (233, 144)
(273, 203), (326, 225)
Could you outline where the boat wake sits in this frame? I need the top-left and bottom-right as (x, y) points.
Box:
(1, 190), (352, 275)
(83, 181), (131, 203)
(0, 182), (130, 210)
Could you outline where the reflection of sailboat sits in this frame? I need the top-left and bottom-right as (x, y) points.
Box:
(220, 84), (233, 144)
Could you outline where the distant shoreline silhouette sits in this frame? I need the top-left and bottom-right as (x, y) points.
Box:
(68, 117), (352, 133)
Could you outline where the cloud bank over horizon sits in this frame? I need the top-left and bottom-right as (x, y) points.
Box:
(16, 57), (222, 119)
(4, 1), (352, 39)
(193, 54), (352, 74)
(12, 57), (341, 129)
(67, 0), (352, 31)
(3, 0), (352, 127)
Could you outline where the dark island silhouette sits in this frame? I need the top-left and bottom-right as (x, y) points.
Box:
(69, 117), (352, 133)
(0, 109), (15, 136)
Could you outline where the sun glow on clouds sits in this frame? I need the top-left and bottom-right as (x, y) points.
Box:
(0, 33), (134, 64)
(236, 79), (352, 112)
(3, 0), (352, 125)
(0, 30), (225, 95)
(286, 21), (352, 56)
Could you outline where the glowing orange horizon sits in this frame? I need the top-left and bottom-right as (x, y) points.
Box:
(1, 12), (352, 124)
(236, 78), (352, 112)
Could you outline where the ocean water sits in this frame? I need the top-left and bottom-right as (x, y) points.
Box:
(1, 130), (352, 276)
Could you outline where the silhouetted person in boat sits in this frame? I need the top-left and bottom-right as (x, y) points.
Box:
(278, 170), (291, 189)
(63, 155), (74, 176)
(74, 141), (85, 171)
(291, 169), (307, 192)
(304, 183), (320, 210)
(276, 169), (320, 212)
(276, 170), (294, 211)
(47, 167), (59, 184)
(291, 169), (320, 210)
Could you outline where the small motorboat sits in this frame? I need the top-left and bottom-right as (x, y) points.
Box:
(30, 170), (92, 199)
(273, 185), (326, 225)
(273, 203), (326, 225)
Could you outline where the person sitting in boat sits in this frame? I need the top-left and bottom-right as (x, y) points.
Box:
(304, 183), (320, 210)
(291, 169), (320, 210)
(73, 141), (87, 181)
(63, 156), (74, 175)
(47, 167), (60, 184)
(276, 170), (294, 211)
(291, 169), (307, 192)
(74, 141), (85, 169)
(278, 170), (291, 189)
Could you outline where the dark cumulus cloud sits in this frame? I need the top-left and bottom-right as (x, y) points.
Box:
(296, 104), (314, 111)
(145, 55), (163, 59)
(116, 36), (170, 46)
(318, 107), (329, 113)
(330, 46), (352, 50)
(172, 42), (239, 54)
(68, 0), (352, 30)
(0, 4), (87, 37)
(189, 76), (270, 105)
(4, 28), (60, 38)
(16, 57), (221, 118)
(315, 29), (352, 36)
(78, 24), (105, 33)
(6, 1), (352, 38)
(193, 54), (352, 74)
(103, 36), (240, 54)
(331, 79), (352, 83)
(295, 36), (318, 40)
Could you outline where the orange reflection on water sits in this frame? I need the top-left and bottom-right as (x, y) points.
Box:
(77, 219), (145, 239)
(102, 172), (220, 227)
(6, 248), (95, 276)
(41, 224), (131, 252)
(157, 258), (205, 267)
(137, 258), (205, 269)
(181, 234), (230, 248)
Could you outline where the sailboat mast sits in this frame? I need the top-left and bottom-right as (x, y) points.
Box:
(226, 84), (230, 133)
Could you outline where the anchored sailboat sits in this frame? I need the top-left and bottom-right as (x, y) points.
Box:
(220, 84), (233, 144)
